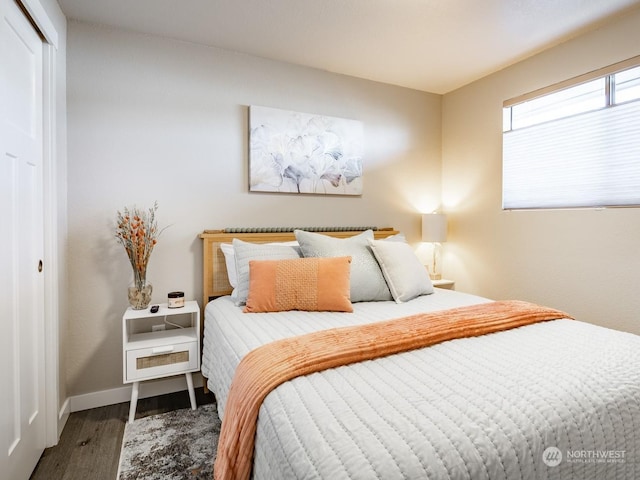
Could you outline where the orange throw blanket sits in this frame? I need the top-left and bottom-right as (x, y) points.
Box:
(214, 300), (572, 480)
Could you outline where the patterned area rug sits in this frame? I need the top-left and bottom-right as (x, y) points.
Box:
(117, 403), (220, 480)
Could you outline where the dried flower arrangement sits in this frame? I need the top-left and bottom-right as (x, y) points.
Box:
(115, 202), (164, 308)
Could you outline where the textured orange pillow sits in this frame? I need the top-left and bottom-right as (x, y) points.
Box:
(244, 256), (353, 313)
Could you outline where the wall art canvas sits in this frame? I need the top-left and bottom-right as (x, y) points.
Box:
(249, 105), (364, 195)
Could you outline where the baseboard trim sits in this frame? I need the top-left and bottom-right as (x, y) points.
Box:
(68, 373), (204, 413)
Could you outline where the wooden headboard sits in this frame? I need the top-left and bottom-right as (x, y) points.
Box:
(199, 227), (399, 309)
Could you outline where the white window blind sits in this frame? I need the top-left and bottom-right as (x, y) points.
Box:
(503, 100), (640, 209)
(503, 58), (640, 210)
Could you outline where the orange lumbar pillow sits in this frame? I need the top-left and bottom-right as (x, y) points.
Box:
(244, 256), (353, 313)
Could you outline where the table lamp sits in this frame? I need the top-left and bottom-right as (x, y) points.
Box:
(422, 213), (447, 280)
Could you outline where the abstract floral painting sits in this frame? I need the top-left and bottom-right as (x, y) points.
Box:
(249, 105), (364, 195)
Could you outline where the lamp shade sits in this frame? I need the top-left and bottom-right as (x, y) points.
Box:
(422, 213), (447, 243)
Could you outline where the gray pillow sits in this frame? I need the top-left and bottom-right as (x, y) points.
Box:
(294, 229), (392, 302)
(368, 238), (434, 303)
(231, 239), (302, 306)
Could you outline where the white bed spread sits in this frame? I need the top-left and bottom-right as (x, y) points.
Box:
(203, 289), (640, 479)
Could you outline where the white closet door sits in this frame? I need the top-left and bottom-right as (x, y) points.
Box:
(0, 0), (46, 478)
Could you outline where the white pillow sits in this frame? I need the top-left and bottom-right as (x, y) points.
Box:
(368, 239), (434, 303)
(220, 240), (298, 289)
(220, 243), (238, 288)
(231, 239), (302, 306)
(295, 229), (392, 302)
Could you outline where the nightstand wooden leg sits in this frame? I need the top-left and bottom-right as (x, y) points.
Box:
(185, 372), (197, 410)
(128, 381), (140, 424)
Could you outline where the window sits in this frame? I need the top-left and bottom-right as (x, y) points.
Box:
(615, 65), (640, 104)
(502, 57), (640, 210)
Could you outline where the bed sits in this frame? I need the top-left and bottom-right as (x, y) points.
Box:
(200, 228), (640, 480)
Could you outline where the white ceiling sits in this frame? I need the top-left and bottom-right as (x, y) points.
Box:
(58, 0), (640, 94)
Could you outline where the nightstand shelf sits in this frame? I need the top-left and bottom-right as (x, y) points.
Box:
(127, 327), (197, 349)
(122, 300), (200, 423)
(432, 279), (455, 290)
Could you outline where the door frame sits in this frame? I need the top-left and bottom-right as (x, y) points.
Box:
(18, 0), (63, 447)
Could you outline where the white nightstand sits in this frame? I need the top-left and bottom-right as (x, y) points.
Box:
(432, 279), (455, 290)
(122, 300), (201, 423)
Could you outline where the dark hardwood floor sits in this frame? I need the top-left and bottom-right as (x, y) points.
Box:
(30, 388), (215, 480)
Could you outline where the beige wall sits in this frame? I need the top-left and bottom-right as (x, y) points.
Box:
(66, 22), (442, 397)
(442, 7), (640, 335)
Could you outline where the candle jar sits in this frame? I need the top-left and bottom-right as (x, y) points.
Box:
(168, 291), (185, 308)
